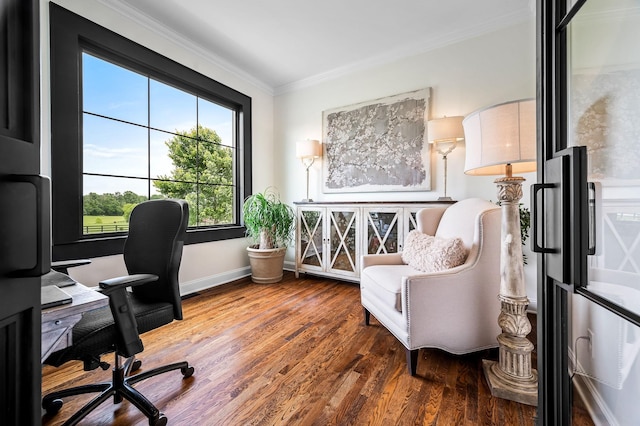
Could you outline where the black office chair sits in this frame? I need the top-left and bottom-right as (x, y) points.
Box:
(43, 199), (194, 426)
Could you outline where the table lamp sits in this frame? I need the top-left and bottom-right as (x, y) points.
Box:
(296, 139), (322, 202)
(427, 116), (465, 201)
(463, 98), (538, 406)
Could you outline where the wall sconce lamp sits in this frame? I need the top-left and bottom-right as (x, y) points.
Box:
(463, 98), (537, 406)
(427, 116), (464, 201)
(295, 139), (322, 202)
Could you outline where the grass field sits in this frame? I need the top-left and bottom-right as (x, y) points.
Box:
(83, 215), (128, 234)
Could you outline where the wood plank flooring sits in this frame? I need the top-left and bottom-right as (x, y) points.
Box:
(42, 272), (594, 425)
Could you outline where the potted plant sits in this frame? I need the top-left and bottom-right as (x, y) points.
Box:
(242, 187), (295, 283)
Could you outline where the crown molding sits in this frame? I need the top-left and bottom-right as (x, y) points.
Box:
(573, 3), (640, 23)
(275, 8), (534, 96)
(95, 0), (533, 97)
(95, 0), (275, 95)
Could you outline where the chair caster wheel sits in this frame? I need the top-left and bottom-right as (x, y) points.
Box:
(151, 414), (168, 425)
(131, 359), (142, 372)
(43, 398), (63, 415)
(181, 365), (194, 378)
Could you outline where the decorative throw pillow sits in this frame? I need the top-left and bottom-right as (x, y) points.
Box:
(401, 230), (468, 272)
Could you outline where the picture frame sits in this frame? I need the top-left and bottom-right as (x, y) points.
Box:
(322, 88), (431, 193)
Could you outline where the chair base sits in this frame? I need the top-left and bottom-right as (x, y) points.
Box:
(363, 307), (371, 325)
(406, 349), (418, 376)
(42, 356), (194, 426)
(363, 307), (419, 376)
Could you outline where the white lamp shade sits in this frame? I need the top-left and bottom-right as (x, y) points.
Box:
(296, 139), (322, 159)
(427, 116), (465, 143)
(463, 99), (536, 176)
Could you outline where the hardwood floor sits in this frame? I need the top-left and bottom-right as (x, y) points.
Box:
(42, 272), (594, 425)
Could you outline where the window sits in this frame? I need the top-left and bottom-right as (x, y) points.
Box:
(50, 4), (252, 259)
(82, 52), (236, 234)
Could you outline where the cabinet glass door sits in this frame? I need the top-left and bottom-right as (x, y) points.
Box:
(405, 207), (422, 232)
(364, 209), (400, 254)
(328, 209), (358, 275)
(402, 207), (427, 251)
(298, 209), (323, 268)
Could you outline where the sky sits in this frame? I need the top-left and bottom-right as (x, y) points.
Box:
(82, 52), (234, 196)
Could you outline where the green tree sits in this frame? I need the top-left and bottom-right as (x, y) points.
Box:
(121, 190), (145, 205)
(83, 192), (146, 217)
(153, 125), (233, 225)
(83, 192), (122, 215)
(83, 192), (103, 215)
(122, 203), (137, 222)
(99, 193), (123, 215)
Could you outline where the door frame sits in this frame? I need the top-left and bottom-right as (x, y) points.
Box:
(536, 0), (576, 423)
(537, 0), (640, 423)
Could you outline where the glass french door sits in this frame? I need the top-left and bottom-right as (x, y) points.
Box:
(537, 0), (640, 423)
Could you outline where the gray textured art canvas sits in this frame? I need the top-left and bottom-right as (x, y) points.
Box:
(322, 89), (431, 193)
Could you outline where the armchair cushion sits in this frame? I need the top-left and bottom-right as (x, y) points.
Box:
(401, 230), (467, 273)
(361, 264), (418, 313)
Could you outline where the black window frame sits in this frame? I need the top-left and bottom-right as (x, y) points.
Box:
(49, 3), (251, 260)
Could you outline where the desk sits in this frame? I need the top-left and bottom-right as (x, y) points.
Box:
(41, 283), (108, 362)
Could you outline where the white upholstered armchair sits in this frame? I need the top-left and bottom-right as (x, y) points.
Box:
(360, 198), (502, 375)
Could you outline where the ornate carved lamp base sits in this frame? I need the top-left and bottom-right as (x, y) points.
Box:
(483, 359), (538, 406)
(482, 295), (538, 406)
(483, 174), (538, 406)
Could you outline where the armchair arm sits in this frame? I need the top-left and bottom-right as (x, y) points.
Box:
(362, 253), (404, 269)
(401, 264), (501, 353)
(98, 274), (157, 358)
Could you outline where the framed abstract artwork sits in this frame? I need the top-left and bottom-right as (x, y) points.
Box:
(322, 88), (431, 193)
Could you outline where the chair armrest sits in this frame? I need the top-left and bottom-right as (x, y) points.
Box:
(51, 259), (91, 274)
(98, 274), (157, 358)
(401, 265), (501, 347)
(403, 264), (487, 307)
(98, 274), (158, 293)
(362, 253), (404, 269)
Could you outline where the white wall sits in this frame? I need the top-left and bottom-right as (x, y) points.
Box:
(274, 20), (538, 305)
(39, 0), (274, 289)
(39, 2), (538, 305)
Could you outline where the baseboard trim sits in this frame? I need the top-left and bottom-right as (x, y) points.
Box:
(180, 267), (251, 296)
(181, 262), (299, 295)
(284, 260), (296, 272)
(527, 298), (537, 313)
(569, 348), (617, 425)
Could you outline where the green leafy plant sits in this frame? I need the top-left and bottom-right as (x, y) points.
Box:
(242, 187), (295, 249)
(495, 202), (532, 264)
(519, 204), (531, 264)
(519, 204), (531, 243)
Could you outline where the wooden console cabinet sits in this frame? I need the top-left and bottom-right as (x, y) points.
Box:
(294, 201), (453, 282)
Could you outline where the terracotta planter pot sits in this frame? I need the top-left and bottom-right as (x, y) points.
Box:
(247, 246), (287, 284)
